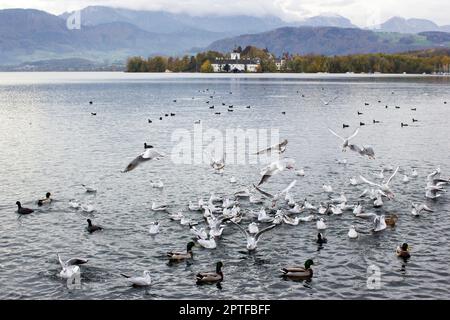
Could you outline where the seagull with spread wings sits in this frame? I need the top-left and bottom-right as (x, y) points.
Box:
(255, 139), (288, 155)
(210, 156), (225, 174)
(348, 144), (376, 159)
(328, 128), (359, 152)
(359, 167), (399, 199)
(57, 254), (88, 279)
(253, 180), (297, 207)
(122, 148), (164, 173)
(320, 96), (338, 106)
(230, 221), (277, 251)
(257, 158), (296, 185)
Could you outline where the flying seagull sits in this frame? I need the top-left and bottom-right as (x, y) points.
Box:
(258, 158), (296, 185)
(122, 148), (164, 173)
(360, 167), (399, 199)
(255, 139), (288, 155)
(230, 221), (277, 251)
(253, 180), (297, 207)
(328, 128), (359, 152)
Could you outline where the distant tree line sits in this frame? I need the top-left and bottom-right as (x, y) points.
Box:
(126, 47), (450, 74)
(286, 51), (450, 74)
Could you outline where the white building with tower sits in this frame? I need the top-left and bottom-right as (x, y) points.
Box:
(212, 49), (261, 73)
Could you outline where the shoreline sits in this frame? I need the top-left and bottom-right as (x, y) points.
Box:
(1, 71), (449, 86)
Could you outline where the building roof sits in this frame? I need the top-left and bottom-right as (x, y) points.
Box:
(213, 58), (260, 65)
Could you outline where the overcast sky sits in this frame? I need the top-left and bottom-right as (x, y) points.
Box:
(0, 0), (449, 27)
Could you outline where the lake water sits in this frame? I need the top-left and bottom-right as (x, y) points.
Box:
(0, 72), (449, 300)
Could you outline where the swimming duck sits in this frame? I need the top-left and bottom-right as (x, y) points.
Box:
(144, 143), (153, 149)
(384, 214), (398, 227)
(37, 192), (52, 206)
(396, 243), (411, 259)
(281, 259), (314, 279)
(16, 201), (34, 214)
(348, 225), (358, 239)
(411, 169), (418, 178)
(167, 241), (195, 261)
(148, 222), (160, 235)
(196, 261), (223, 284)
(121, 270), (152, 287)
(317, 233), (327, 244)
(86, 219), (103, 233)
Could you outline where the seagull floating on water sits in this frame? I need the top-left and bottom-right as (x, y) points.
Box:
(57, 254), (88, 279)
(121, 271), (152, 287)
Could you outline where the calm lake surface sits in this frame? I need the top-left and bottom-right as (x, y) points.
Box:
(0, 72), (449, 300)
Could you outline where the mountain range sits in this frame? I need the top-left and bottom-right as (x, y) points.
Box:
(207, 27), (450, 56)
(0, 6), (450, 67)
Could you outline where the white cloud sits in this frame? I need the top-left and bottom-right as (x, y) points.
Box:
(0, 0), (449, 26)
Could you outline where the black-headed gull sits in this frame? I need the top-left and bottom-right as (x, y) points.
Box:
(253, 180), (297, 207)
(121, 271), (152, 287)
(411, 203), (434, 216)
(258, 158), (296, 185)
(122, 148), (164, 173)
(360, 166), (399, 199)
(230, 221), (277, 251)
(255, 139), (288, 155)
(328, 128), (359, 152)
(57, 254), (88, 279)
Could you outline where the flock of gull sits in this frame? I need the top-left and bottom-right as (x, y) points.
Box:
(14, 89), (450, 289)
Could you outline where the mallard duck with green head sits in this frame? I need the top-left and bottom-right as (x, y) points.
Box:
(167, 241), (195, 261)
(196, 261), (223, 284)
(396, 243), (411, 259)
(281, 259), (314, 279)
